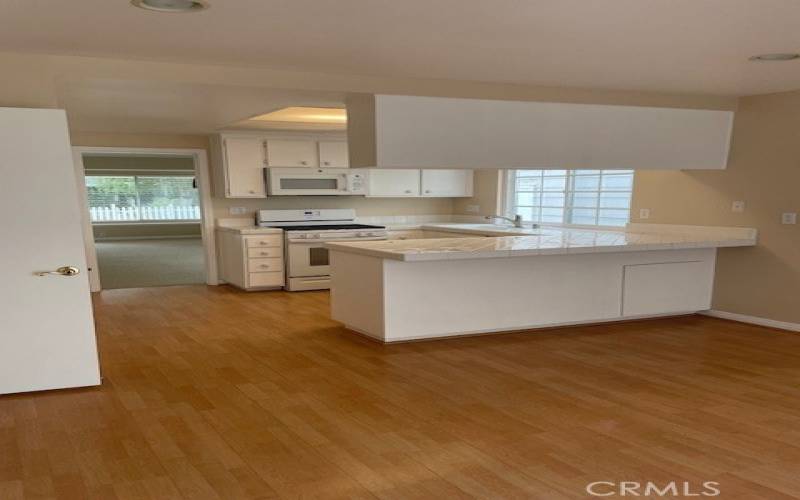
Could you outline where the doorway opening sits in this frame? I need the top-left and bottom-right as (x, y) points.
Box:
(73, 148), (217, 291)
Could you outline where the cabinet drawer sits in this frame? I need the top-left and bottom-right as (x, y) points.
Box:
(248, 257), (283, 273)
(247, 246), (282, 258)
(248, 271), (284, 288)
(245, 235), (282, 248)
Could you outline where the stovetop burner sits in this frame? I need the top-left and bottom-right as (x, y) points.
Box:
(269, 224), (385, 231)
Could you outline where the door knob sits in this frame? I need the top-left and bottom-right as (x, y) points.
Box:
(36, 266), (80, 277)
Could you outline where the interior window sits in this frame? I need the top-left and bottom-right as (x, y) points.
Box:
(85, 175), (200, 222)
(505, 170), (634, 227)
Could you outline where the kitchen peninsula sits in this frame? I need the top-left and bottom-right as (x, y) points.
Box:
(327, 223), (757, 342)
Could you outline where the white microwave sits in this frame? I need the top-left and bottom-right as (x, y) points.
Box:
(266, 167), (366, 196)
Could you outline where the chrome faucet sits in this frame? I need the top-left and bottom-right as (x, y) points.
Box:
(485, 214), (526, 228)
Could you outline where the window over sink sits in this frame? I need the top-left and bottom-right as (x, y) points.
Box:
(504, 169), (634, 227)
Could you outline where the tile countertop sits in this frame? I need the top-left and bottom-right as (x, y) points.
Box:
(216, 223), (283, 235)
(325, 223), (758, 262)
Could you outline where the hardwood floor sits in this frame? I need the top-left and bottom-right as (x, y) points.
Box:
(2, 285), (800, 499)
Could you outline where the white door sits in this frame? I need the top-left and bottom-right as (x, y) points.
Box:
(223, 137), (267, 197)
(421, 169), (474, 197)
(266, 139), (319, 167)
(318, 141), (349, 167)
(366, 169), (421, 197)
(0, 108), (101, 395)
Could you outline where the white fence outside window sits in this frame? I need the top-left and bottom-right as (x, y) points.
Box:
(89, 204), (201, 222)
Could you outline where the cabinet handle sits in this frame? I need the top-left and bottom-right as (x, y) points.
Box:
(405, 190), (412, 194)
(259, 264), (270, 269)
(300, 161), (308, 166)
(425, 190), (431, 193)
(249, 190), (255, 194)
(323, 161), (330, 166)
(259, 241), (267, 245)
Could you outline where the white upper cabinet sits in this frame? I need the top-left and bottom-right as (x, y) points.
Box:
(421, 170), (473, 197)
(212, 134), (352, 198)
(215, 136), (267, 198)
(366, 169), (420, 197)
(318, 141), (349, 168)
(266, 139), (319, 167)
(347, 94), (734, 170)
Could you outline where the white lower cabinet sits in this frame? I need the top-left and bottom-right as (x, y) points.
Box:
(331, 248), (719, 342)
(217, 230), (285, 290)
(622, 260), (713, 316)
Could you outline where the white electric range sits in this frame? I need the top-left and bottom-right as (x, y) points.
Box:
(256, 209), (387, 291)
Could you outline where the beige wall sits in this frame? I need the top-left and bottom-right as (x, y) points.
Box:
(453, 169), (503, 217)
(631, 90), (800, 324)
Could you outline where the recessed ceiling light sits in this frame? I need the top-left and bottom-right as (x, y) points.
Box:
(131, 0), (209, 13)
(749, 53), (800, 62)
(250, 107), (347, 124)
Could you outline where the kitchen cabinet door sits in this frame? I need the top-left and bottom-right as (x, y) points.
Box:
(366, 169), (420, 197)
(266, 139), (319, 167)
(622, 261), (713, 316)
(421, 169), (473, 197)
(318, 141), (349, 168)
(223, 137), (267, 198)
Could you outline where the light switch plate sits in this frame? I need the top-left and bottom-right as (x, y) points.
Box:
(638, 208), (650, 219)
(732, 201), (746, 213)
(229, 206), (248, 215)
(782, 212), (797, 225)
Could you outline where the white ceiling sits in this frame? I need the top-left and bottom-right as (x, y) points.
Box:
(3, 0), (800, 96)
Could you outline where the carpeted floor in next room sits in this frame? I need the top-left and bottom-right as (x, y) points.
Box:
(95, 237), (205, 289)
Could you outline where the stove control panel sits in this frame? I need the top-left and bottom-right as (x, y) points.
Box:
(287, 229), (388, 242)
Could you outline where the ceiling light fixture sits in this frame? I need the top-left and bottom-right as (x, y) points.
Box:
(131, 0), (209, 13)
(250, 107), (347, 124)
(748, 53), (800, 62)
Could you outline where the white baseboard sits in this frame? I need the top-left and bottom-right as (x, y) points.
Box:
(701, 310), (800, 333)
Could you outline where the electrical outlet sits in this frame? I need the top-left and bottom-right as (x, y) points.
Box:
(638, 208), (650, 219)
(465, 204), (480, 213)
(782, 212), (797, 225)
(732, 201), (746, 213)
(229, 206), (248, 215)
